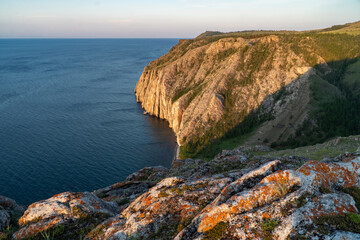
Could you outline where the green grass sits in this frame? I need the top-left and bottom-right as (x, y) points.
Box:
(342, 187), (360, 211)
(261, 219), (279, 231)
(343, 59), (360, 97)
(203, 221), (229, 240)
(254, 135), (360, 161)
(308, 74), (341, 107)
(321, 21), (360, 36)
(195, 128), (257, 160)
(315, 213), (360, 234)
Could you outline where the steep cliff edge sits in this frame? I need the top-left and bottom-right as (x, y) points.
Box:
(135, 23), (360, 158)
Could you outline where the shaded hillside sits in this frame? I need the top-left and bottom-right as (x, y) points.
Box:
(135, 21), (360, 159)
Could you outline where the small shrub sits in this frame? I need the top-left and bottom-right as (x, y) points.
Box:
(261, 219), (279, 240)
(98, 193), (107, 199)
(0, 225), (16, 240)
(315, 213), (360, 234)
(182, 185), (195, 191)
(342, 187), (360, 210)
(170, 187), (182, 195)
(118, 198), (130, 206)
(319, 185), (332, 194)
(273, 179), (290, 197)
(158, 190), (169, 198)
(203, 221), (229, 240)
(296, 192), (313, 208)
(261, 219), (279, 232)
(40, 230), (53, 240)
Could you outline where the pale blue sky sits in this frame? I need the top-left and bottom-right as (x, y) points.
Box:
(0, 0), (359, 38)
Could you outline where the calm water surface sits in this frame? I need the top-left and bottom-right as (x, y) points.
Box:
(0, 39), (178, 204)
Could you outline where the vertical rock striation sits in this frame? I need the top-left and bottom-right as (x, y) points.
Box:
(135, 35), (329, 148)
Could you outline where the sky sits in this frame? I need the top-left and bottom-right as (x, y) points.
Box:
(0, 0), (359, 38)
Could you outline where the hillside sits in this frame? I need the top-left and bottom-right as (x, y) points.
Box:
(135, 21), (360, 159)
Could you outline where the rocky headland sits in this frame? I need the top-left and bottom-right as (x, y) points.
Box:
(135, 21), (360, 158)
(1, 22), (360, 239)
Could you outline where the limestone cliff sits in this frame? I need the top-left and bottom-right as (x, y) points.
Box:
(135, 35), (307, 145)
(135, 27), (360, 157)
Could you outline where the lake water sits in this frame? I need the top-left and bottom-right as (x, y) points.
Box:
(0, 39), (178, 205)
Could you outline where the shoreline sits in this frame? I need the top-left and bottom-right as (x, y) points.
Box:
(175, 143), (179, 160)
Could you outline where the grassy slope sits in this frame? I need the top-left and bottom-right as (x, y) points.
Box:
(253, 135), (360, 161)
(309, 74), (342, 107)
(343, 59), (360, 97)
(175, 21), (360, 159)
(321, 21), (360, 35)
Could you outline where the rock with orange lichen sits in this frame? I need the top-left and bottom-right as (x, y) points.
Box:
(93, 166), (169, 209)
(85, 176), (234, 240)
(174, 155), (360, 240)
(85, 160), (282, 240)
(13, 192), (119, 240)
(168, 148), (307, 180)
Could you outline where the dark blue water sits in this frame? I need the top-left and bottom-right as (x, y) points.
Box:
(0, 39), (178, 205)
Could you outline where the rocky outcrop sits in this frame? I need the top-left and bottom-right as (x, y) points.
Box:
(2, 150), (360, 239)
(92, 166), (169, 209)
(85, 153), (360, 240)
(13, 192), (119, 239)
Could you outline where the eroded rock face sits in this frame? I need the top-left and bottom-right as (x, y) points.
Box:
(14, 192), (119, 239)
(134, 35), (324, 147)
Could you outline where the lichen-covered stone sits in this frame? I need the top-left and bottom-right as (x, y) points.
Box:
(93, 166), (169, 209)
(14, 192), (119, 239)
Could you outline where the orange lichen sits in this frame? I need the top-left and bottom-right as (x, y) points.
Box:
(262, 212), (270, 220)
(303, 195), (357, 222)
(198, 211), (230, 232)
(153, 202), (161, 210)
(143, 195), (153, 205)
(298, 161), (359, 189)
(52, 193), (64, 198)
(15, 217), (61, 239)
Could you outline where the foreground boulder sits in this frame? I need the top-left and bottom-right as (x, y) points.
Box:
(13, 192), (119, 239)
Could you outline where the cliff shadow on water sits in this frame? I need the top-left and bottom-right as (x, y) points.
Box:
(136, 101), (178, 162)
(181, 57), (360, 160)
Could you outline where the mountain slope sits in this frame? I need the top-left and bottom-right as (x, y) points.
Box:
(135, 21), (360, 158)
